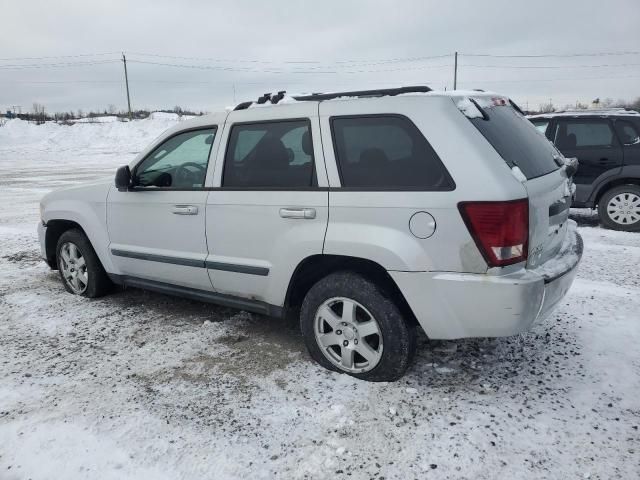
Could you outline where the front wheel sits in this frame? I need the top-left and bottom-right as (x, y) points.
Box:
(56, 229), (112, 298)
(598, 185), (640, 232)
(300, 272), (416, 382)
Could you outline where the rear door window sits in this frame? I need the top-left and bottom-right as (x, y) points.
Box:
(470, 105), (559, 180)
(223, 120), (316, 188)
(614, 120), (640, 146)
(556, 119), (617, 149)
(330, 115), (454, 189)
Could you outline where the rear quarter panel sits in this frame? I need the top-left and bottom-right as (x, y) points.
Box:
(319, 95), (527, 273)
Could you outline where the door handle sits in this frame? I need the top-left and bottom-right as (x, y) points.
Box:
(279, 207), (316, 219)
(172, 205), (198, 215)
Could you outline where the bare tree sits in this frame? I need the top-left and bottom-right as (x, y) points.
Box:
(32, 102), (46, 124)
(539, 101), (555, 113)
(601, 97), (614, 108)
(108, 104), (116, 115)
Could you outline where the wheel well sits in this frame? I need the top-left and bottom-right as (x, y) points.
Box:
(44, 220), (84, 269)
(284, 255), (418, 326)
(594, 178), (640, 206)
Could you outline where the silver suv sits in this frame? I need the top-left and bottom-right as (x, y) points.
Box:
(38, 87), (583, 381)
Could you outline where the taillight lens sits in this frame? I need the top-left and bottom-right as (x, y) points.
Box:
(458, 199), (529, 267)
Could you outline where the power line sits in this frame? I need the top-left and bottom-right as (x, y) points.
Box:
(462, 51), (640, 58)
(0, 60), (120, 69)
(0, 52), (119, 61)
(461, 63), (640, 70)
(127, 58), (452, 74)
(459, 74), (640, 84)
(126, 51), (453, 67)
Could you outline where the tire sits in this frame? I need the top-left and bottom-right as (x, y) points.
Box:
(597, 184), (640, 232)
(56, 229), (112, 298)
(300, 271), (416, 382)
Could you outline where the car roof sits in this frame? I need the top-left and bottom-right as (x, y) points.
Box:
(528, 109), (640, 120)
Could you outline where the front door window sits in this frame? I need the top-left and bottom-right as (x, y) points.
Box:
(135, 128), (216, 188)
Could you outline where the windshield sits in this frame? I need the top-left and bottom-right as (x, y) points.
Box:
(470, 105), (560, 180)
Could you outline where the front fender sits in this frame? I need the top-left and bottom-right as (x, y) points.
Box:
(42, 182), (115, 273)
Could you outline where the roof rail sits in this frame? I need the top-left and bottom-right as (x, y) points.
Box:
(292, 85), (432, 102)
(232, 85), (433, 111)
(233, 101), (253, 111)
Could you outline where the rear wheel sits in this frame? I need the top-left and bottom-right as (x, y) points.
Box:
(598, 185), (640, 232)
(300, 272), (416, 382)
(56, 229), (112, 298)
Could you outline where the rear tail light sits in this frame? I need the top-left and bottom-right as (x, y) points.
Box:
(458, 199), (529, 267)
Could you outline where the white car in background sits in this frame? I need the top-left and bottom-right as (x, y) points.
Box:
(38, 87), (583, 381)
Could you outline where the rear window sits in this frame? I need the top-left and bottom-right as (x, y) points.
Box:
(330, 115), (454, 190)
(470, 105), (559, 180)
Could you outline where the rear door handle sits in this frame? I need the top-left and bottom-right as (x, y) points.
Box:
(279, 207), (316, 219)
(172, 205), (198, 215)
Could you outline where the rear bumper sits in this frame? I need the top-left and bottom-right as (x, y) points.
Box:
(390, 223), (583, 339)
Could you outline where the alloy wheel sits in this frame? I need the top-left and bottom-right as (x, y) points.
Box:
(59, 242), (88, 294)
(314, 297), (383, 373)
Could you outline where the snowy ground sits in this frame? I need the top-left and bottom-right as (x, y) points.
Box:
(0, 117), (638, 480)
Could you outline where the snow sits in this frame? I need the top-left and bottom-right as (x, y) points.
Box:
(1, 119), (639, 479)
(456, 97), (485, 119)
(511, 165), (527, 183)
(528, 109), (640, 119)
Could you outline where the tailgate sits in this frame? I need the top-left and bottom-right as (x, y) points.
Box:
(524, 169), (572, 268)
(462, 95), (572, 269)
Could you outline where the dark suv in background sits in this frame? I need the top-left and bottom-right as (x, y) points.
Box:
(529, 109), (640, 231)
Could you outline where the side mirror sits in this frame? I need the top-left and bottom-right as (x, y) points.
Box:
(564, 157), (579, 178)
(115, 165), (132, 190)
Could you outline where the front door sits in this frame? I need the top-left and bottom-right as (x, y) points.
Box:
(107, 126), (218, 291)
(205, 103), (328, 308)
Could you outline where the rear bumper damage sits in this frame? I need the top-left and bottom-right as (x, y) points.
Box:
(390, 221), (583, 339)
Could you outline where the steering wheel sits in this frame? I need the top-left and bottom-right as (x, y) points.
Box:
(174, 162), (206, 186)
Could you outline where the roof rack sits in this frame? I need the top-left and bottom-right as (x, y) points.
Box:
(292, 85), (431, 102)
(232, 85), (433, 111)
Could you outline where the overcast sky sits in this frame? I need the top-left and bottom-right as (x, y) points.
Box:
(1, 0), (639, 113)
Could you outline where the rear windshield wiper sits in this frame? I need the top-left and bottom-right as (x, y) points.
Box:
(509, 99), (525, 116)
(469, 98), (490, 121)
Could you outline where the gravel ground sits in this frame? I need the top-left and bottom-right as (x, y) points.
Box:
(0, 118), (638, 479)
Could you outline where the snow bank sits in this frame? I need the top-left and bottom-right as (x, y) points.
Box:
(0, 115), (187, 153)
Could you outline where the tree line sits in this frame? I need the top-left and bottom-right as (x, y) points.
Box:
(4, 104), (206, 125)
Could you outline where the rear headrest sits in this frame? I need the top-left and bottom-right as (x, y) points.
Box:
(301, 130), (313, 156)
(359, 147), (388, 167)
(255, 137), (289, 169)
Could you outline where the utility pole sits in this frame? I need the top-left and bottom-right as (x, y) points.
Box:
(122, 53), (132, 119)
(453, 51), (458, 90)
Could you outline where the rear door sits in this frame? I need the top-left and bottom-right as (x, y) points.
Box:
(613, 118), (640, 167)
(553, 117), (623, 200)
(205, 103), (328, 307)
